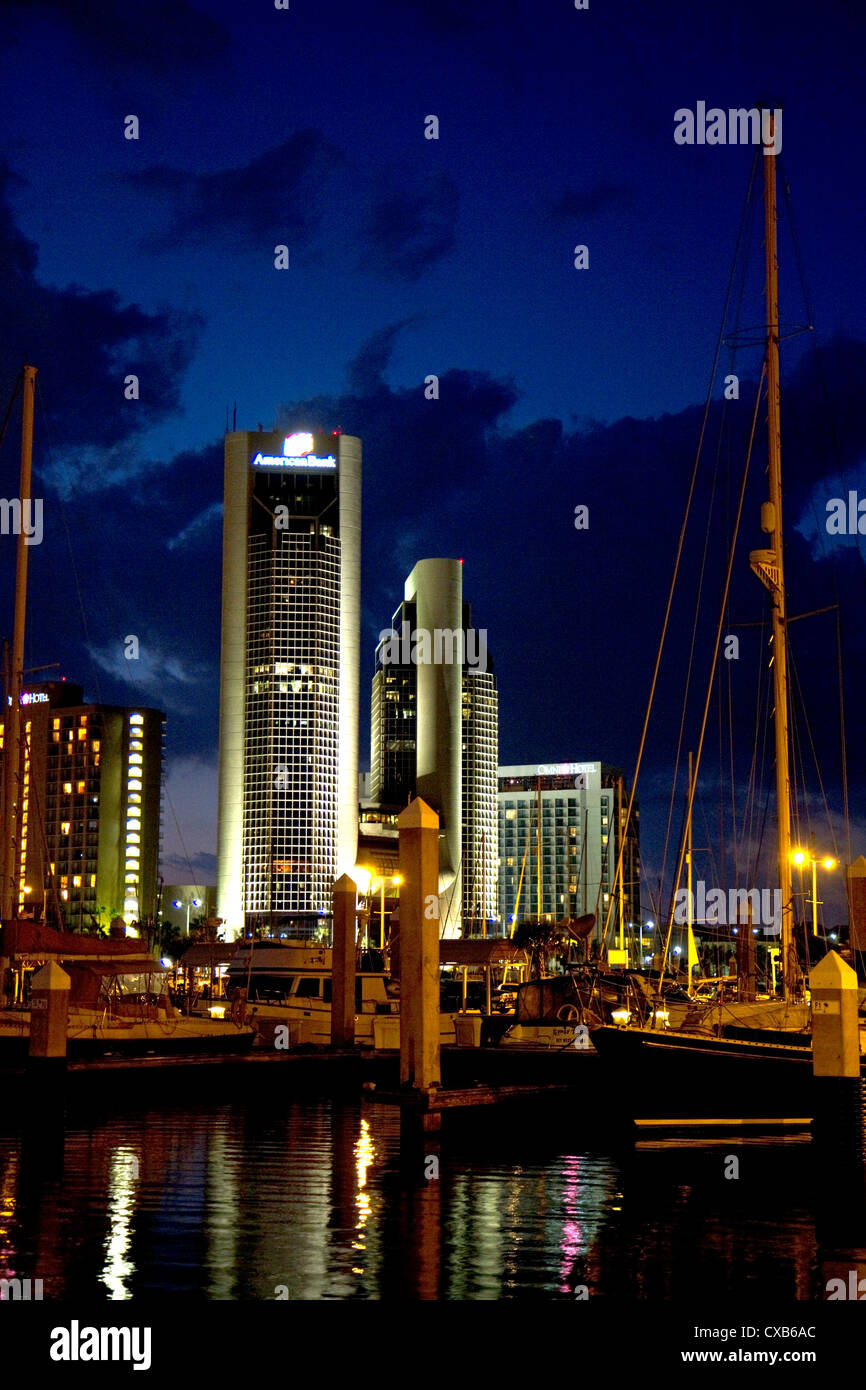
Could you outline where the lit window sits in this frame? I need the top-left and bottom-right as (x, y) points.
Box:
(63, 782), (72, 794)
(128, 754), (142, 766)
(52, 718), (60, 730)
(129, 714), (143, 725)
(129, 740), (143, 752)
(73, 876), (81, 887)
(61, 890), (68, 901)
(89, 874), (96, 887)
(76, 781), (85, 793)
(126, 833), (140, 844)
(92, 740), (100, 752)
(128, 779), (141, 792)
(77, 728), (86, 741)
(125, 874), (138, 885)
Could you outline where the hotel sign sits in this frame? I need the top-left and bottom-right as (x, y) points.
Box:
(537, 762), (590, 779)
(251, 432), (336, 470)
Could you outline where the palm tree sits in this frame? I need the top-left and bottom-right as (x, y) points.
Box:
(512, 918), (569, 978)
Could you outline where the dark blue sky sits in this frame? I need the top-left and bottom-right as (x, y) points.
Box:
(0, 0), (863, 923)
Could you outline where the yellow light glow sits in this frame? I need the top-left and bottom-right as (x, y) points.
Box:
(391, 873), (403, 886)
(792, 850), (806, 866)
(354, 866), (374, 895)
(823, 858), (836, 870)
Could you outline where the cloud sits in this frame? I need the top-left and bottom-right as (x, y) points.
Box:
(346, 319), (421, 397)
(87, 639), (209, 714)
(123, 136), (458, 280)
(362, 168), (459, 281)
(166, 501), (223, 551)
(550, 182), (635, 221)
(125, 132), (347, 250)
(161, 757), (219, 885)
(276, 323), (518, 523)
(0, 0), (229, 72)
(0, 165), (202, 492)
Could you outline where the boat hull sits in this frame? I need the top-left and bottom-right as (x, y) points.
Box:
(590, 1024), (831, 1123)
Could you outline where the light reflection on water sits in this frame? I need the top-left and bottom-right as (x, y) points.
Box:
(0, 1099), (833, 1300)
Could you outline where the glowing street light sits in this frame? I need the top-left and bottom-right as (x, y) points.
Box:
(792, 850), (837, 937)
(173, 895), (202, 934)
(356, 868), (403, 948)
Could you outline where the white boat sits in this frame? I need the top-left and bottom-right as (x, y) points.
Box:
(0, 956), (255, 1059)
(224, 939), (464, 1046)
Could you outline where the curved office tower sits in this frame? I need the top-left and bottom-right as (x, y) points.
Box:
(371, 558), (498, 935)
(217, 429), (361, 939)
(405, 559), (462, 921)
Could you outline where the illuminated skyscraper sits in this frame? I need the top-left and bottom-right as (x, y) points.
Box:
(370, 559), (498, 933)
(217, 429), (361, 938)
(497, 762), (640, 944)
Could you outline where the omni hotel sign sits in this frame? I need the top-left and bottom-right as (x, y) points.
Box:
(537, 762), (590, 788)
(251, 432), (337, 470)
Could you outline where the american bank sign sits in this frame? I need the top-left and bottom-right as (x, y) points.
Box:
(251, 432), (337, 470)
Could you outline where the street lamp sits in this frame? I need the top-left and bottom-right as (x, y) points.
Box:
(792, 850), (836, 937)
(357, 868), (402, 949)
(173, 896), (202, 935)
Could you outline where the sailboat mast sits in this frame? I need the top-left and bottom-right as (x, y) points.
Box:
(617, 776), (625, 953)
(536, 778), (542, 920)
(0, 366), (37, 1003)
(753, 116), (795, 998)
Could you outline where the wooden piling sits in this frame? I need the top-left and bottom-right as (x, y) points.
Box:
(331, 874), (357, 1049)
(397, 798), (441, 1096)
(26, 959), (70, 1124)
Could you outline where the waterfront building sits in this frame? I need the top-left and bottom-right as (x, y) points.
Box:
(0, 680), (164, 931)
(216, 428), (361, 939)
(369, 558), (498, 933)
(497, 761), (640, 948)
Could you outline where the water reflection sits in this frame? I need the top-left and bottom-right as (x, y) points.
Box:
(101, 1147), (140, 1299)
(0, 1099), (846, 1300)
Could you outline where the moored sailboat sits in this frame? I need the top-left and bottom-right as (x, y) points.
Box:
(591, 112), (859, 1118)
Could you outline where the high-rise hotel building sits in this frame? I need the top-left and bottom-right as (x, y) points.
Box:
(370, 559), (498, 933)
(498, 761), (640, 947)
(217, 429), (361, 939)
(0, 681), (164, 930)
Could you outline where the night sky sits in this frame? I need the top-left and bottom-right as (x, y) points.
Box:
(0, 0), (863, 925)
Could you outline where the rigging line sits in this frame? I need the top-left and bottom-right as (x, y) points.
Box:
(748, 689), (774, 891)
(20, 720), (64, 932)
(656, 388), (727, 909)
(658, 365), (765, 988)
(836, 606), (853, 911)
(779, 157), (815, 333)
(0, 371), (23, 464)
(30, 388), (182, 922)
(787, 633), (839, 859)
(602, 148), (761, 951)
(35, 382), (200, 898)
(34, 379), (104, 707)
(738, 616), (769, 879)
